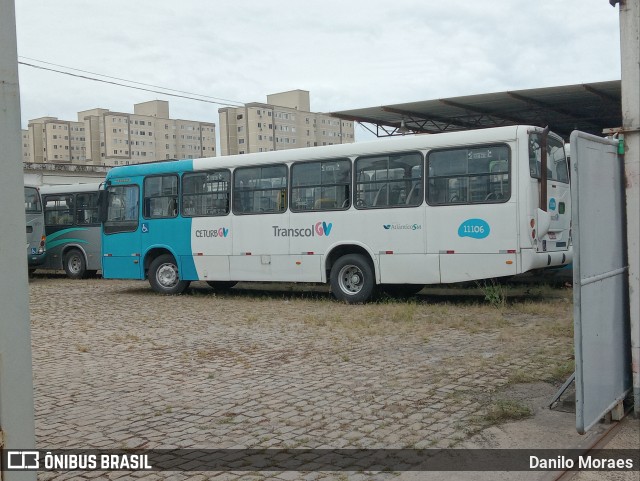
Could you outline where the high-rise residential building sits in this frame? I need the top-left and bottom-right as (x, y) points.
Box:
(218, 90), (355, 156)
(23, 100), (216, 166)
(24, 117), (87, 164)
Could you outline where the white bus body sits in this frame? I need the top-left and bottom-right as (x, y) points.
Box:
(101, 125), (571, 302)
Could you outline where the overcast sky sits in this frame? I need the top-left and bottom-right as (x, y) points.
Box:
(15, 0), (621, 141)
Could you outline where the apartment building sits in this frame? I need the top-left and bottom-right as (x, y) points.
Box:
(24, 117), (87, 164)
(218, 90), (355, 156)
(23, 100), (216, 166)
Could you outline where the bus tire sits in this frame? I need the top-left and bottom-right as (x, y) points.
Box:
(63, 249), (87, 279)
(330, 254), (375, 304)
(148, 254), (190, 295)
(206, 281), (237, 291)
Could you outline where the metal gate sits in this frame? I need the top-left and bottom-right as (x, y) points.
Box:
(570, 131), (632, 433)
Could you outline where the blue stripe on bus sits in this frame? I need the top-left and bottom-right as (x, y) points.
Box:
(47, 238), (89, 250)
(46, 227), (89, 241)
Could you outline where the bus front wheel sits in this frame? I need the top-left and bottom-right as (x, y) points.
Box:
(64, 249), (87, 279)
(148, 254), (190, 295)
(330, 254), (375, 304)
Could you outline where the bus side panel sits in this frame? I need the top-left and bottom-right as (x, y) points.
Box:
(26, 214), (46, 267)
(230, 213), (290, 281)
(289, 210), (350, 282)
(427, 202), (519, 282)
(190, 217), (233, 281)
(379, 254), (440, 284)
(102, 228), (143, 280)
(141, 217), (196, 280)
(84, 227), (102, 271)
(102, 255), (143, 279)
(440, 253), (517, 283)
(44, 226), (91, 270)
(231, 254), (321, 282)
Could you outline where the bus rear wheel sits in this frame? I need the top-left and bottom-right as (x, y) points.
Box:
(330, 254), (375, 304)
(148, 254), (190, 295)
(64, 249), (87, 279)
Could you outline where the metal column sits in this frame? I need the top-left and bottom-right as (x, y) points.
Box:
(0, 0), (37, 479)
(617, 0), (640, 417)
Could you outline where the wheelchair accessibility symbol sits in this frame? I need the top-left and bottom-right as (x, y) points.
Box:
(141, 223), (149, 233)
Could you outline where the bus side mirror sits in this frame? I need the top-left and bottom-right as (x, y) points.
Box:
(98, 191), (108, 223)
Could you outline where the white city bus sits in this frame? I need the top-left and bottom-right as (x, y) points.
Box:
(100, 125), (571, 302)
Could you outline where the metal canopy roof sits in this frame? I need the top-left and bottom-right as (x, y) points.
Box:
(331, 80), (621, 140)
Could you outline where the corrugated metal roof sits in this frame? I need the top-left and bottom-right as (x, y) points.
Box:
(331, 80), (621, 139)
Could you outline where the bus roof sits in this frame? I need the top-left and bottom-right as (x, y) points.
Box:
(105, 125), (552, 181)
(39, 182), (103, 195)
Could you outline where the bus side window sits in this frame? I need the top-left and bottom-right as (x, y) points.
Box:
(144, 175), (178, 219)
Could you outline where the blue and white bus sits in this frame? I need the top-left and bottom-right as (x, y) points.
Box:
(39, 183), (103, 279)
(100, 125), (571, 303)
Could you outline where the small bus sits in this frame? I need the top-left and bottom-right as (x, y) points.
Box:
(25, 185), (46, 271)
(99, 125), (571, 302)
(39, 183), (102, 279)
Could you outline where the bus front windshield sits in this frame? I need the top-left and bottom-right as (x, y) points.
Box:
(24, 187), (42, 213)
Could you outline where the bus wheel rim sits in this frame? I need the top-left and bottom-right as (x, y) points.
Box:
(157, 263), (178, 288)
(338, 265), (363, 295)
(69, 255), (81, 274)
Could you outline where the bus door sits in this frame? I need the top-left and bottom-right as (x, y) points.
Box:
(42, 193), (76, 268)
(230, 165), (290, 281)
(102, 183), (143, 279)
(528, 132), (571, 257)
(138, 174), (200, 279)
(426, 144), (519, 283)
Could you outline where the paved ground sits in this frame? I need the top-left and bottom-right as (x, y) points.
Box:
(29, 275), (581, 480)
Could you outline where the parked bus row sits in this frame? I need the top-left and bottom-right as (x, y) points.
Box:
(97, 125), (572, 303)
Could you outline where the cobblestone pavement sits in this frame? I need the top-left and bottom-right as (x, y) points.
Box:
(29, 276), (574, 480)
